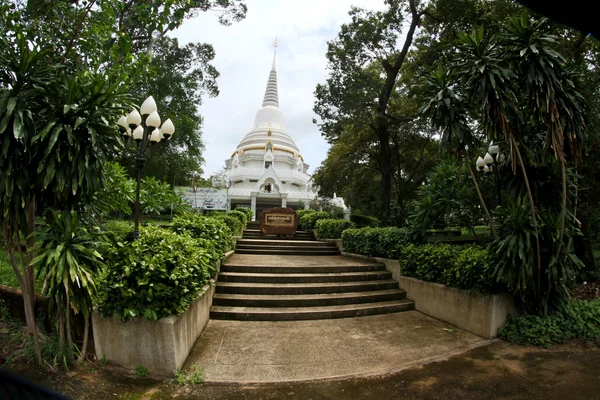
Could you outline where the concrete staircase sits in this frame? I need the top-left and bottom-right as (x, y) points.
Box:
(235, 221), (340, 255)
(209, 221), (414, 321)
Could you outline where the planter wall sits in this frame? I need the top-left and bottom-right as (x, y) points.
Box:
(92, 251), (233, 376)
(398, 276), (518, 339)
(92, 283), (215, 376)
(342, 252), (518, 338)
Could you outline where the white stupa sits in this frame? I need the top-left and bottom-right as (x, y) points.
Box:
(225, 40), (317, 220)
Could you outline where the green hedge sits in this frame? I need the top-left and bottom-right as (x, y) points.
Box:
(399, 244), (497, 292)
(234, 207), (253, 221)
(499, 299), (600, 347)
(299, 211), (337, 229)
(342, 227), (412, 259)
(296, 209), (316, 219)
(315, 219), (355, 239)
(172, 213), (234, 255)
(99, 226), (219, 320)
(227, 209), (248, 226)
(350, 214), (380, 228)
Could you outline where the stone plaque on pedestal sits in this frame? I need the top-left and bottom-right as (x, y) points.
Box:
(260, 207), (297, 235)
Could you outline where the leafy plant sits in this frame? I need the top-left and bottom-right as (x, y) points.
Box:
(32, 210), (107, 364)
(234, 207), (253, 221)
(172, 214), (234, 255)
(296, 209), (316, 220)
(136, 366), (150, 377)
(98, 226), (218, 320)
(228, 209), (249, 226)
(342, 227), (413, 259)
(299, 211), (337, 230)
(499, 299), (600, 347)
(175, 366), (204, 385)
(315, 219), (355, 239)
(349, 214), (380, 228)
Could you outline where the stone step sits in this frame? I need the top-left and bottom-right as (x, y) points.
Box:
(212, 289), (406, 307)
(241, 236), (316, 241)
(215, 280), (399, 295)
(210, 300), (415, 321)
(236, 239), (328, 247)
(235, 244), (336, 251)
(234, 248), (341, 256)
(217, 271), (392, 283)
(221, 263), (386, 274)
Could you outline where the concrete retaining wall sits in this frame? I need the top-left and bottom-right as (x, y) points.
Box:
(398, 276), (518, 338)
(92, 251), (233, 376)
(92, 283), (215, 376)
(342, 252), (518, 338)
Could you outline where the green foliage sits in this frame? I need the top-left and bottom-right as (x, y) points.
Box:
(32, 211), (107, 321)
(227, 209), (249, 226)
(98, 226), (218, 320)
(315, 219), (356, 239)
(212, 213), (243, 237)
(400, 244), (498, 292)
(349, 214), (380, 228)
(400, 244), (459, 283)
(342, 227), (413, 259)
(172, 214), (234, 255)
(175, 366), (205, 385)
(234, 207), (253, 221)
(499, 300), (600, 347)
(103, 220), (134, 242)
(93, 162), (135, 215)
(141, 176), (190, 215)
(409, 162), (482, 232)
(136, 366), (150, 377)
(492, 198), (583, 314)
(300, 212), (337, 230)
(296, 209), (316, 220)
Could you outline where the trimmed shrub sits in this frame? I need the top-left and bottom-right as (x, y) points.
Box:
(499, 299), (600, 347)
(399, 244), (497, 292)
(296, 209), (316, 220)
(315, 219), (355, 239)
(342, 227), (412, 259)
(350, 214), (380, 228)
(172, 214), (234, 255)
(400, 243), (460, 283)
(444, 246), (497, 292)
(212, 214), (243, 237)
(235, 207), (253, 221)
(103, 219), (133, 241)
(99, 226), (219, 320)
(228, 209), (248, 226)
(299, 211), (336, 230)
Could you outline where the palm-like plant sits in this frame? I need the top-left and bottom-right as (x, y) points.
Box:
(418, 65), (498, 238)
(32, 210), (106, 365)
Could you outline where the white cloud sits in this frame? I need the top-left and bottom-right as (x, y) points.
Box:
(171, 0), (387, 177)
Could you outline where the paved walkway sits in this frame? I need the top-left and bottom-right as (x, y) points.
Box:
(184, 311), (487, 383)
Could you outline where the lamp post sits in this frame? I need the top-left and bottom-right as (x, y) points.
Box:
(117, 96), (175, 239)
(479, 143), (504, 206)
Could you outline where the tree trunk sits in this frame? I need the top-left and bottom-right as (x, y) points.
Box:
(379, 131), (392, 224)
(555, 155), (567, 262)
(512, 138), (543, 298)
(77, 316), (90, 364)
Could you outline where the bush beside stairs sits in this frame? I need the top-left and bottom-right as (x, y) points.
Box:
(209, 220), (415, 321)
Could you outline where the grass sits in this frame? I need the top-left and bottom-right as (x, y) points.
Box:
(0, 248), (44, 292)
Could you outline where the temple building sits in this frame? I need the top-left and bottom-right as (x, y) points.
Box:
(224, 43), (317, 219)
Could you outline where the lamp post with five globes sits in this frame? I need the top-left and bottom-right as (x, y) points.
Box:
(476, 143), (505, 207)
(117, 96), (175, 239)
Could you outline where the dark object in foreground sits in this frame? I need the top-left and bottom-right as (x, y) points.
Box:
(516, 0), (598, 37)
(0, 369), (70, 400)
(259, 207), (298, 236)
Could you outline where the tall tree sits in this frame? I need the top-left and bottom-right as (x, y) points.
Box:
(314, 0), (431, 224)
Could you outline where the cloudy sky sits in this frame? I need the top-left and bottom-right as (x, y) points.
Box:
(171, 0), (386, 178)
